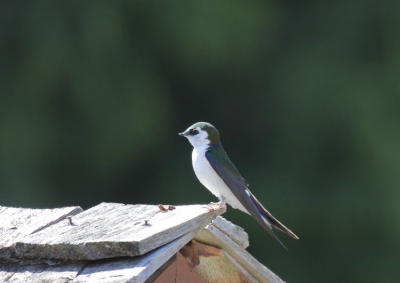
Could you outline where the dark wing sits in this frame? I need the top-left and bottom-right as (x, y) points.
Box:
(206, 145), (298, 249)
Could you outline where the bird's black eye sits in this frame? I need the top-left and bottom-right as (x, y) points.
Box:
(189, 129), (199, 135)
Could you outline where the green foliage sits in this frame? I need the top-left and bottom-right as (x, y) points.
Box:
(1, 1), (399, 282)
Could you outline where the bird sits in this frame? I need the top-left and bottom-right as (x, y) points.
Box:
(179, 122), (299, 249)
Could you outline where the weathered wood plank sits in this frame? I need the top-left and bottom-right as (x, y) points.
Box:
(70, 221), (213, 283)
(211, 216), (249, 249)
(0, 262), (86, 283)
(15, 203), (225, 261)
(223, 251), (258, 283)
(0, 206), (83, 262)
(195, 224), (284, 283)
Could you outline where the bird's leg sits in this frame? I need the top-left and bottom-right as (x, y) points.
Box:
(204, 196), (227, 211)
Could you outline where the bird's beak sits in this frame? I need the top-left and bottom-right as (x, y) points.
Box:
(179, 131), (189, 137)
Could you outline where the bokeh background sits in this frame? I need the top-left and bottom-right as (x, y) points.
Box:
(1, 1), (399, 282)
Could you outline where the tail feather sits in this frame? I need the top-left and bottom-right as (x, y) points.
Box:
(262, 208), (299, 240)
(248, 193), (299, 240)
(259, 217), (289, 250)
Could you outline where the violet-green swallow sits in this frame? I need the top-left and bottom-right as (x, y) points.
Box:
(179, 122), (299, 248)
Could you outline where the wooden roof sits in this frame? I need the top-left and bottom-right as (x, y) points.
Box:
(0, 203), (285, 283)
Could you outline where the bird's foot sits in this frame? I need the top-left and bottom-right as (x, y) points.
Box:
(203, 202), (227, 212)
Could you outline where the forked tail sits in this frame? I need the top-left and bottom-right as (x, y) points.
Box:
(248, 193), (299, 249)
(262, 208), (299, 239)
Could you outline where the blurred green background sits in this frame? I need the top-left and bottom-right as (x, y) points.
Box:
(1, 1), (399, 282)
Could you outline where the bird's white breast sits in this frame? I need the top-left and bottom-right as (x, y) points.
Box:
(192, 145), (249, 214)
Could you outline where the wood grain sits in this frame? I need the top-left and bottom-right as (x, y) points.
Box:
(195, 222), (285, 283)
(14, 203), (225, 261)
(0, 205), (83, 262)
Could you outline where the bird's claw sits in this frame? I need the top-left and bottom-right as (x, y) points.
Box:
(203, 203), (227, 212)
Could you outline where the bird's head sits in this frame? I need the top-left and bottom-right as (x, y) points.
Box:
(179, 122), (220, 147)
